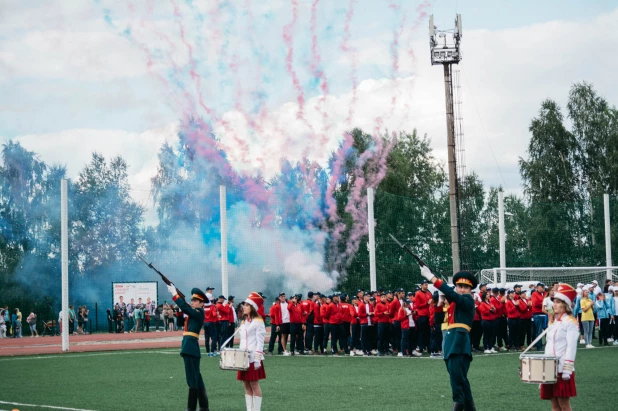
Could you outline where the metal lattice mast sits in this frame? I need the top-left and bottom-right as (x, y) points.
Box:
(430, 14), (463, 274)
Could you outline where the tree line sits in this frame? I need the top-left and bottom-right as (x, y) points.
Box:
(1, 82), (617, 308)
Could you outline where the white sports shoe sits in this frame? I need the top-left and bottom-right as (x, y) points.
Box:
(484, 349), (492, 354)
(411, 350), (422, 357)
(499, 347), (507, 352)
(355, 350), (363, 355)
(490, 348), (498, 353)
(585, 344), (595, 349)
(397, 352), (403, 357)
(283, 351), (291, 356)
(371, 350), (378, 355)
(613, 341), (618, 346)
(579, 339), (585, 345)
(607, 338), (614, 342)
(350, 351), (355, 357)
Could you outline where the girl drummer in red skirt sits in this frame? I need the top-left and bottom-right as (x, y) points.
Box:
(239, 292), (266, 411)
(541, 283), (579, 411)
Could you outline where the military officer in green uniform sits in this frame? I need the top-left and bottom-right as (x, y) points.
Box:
(167, 284), (209, 411)
(421, 267), (478, 411)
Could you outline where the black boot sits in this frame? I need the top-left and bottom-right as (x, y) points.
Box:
(466, 400), (477, 411)
(186, 388), (198, 411)
(198, 388), (209, 411)
(452, 403), (465, 411)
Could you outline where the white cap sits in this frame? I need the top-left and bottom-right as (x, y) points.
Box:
(609, 286), (615, 292)
(592, 279), (599, 284)
(576, 283), (584, 287)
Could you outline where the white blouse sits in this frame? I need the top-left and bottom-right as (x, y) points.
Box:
(544, 313), (579, 374)
(238, 317), (266, 365)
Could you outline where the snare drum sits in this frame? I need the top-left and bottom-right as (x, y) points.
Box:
(519, 354), (558, 384)
(219, 348), (250, 371)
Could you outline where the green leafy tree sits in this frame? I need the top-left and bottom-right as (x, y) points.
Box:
(519, 100), (584, 266)
(72, 153), (145, 275)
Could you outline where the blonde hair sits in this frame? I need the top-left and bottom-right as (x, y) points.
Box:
(554, 299), (573, 315)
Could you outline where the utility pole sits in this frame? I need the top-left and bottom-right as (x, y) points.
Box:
(430, 14), (463, 274)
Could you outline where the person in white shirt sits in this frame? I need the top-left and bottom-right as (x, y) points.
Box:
(575, 283), (583, 297)
(540, 283), (579, 409)
(278, 293), (291, 355)
(238, 292), (266, 411)
(543, 289), (555, 318)
(591, 280), (602, 297)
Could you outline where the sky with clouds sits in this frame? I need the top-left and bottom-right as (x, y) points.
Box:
(1, 0), (617, 221)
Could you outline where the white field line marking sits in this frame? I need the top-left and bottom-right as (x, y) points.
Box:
(1, 345), (614, 362)
(276, 345), (618, 360)
(0, 400), (97, 411)
(0, 349), (177, 362)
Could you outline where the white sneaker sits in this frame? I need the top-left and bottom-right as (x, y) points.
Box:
(411, 350), (422, 357)
(293, 350), (301, 355)
(355, 350), (362, 355)
(585, 344), (595, 349)
(499, 347), (507, 352)
(613, 341), (618, 346)
(350, 351), (355, 357)
(490, 348), (498, 353)
(397, 352), (403, 357)
(357, 351), (365, 356)
(608, 338), (614, 342)
(371, 350), (378, 355)
(484, 349), (492, 354)
(282, 351), (291, 356)
(579, 339), (585, 345)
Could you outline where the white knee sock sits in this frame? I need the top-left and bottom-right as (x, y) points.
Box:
(253, 396), (262, 411)
(245, 394), (253, 411)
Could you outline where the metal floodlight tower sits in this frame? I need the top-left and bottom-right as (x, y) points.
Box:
(430, 14), (463, 274)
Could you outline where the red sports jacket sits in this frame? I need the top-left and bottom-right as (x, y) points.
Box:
(203, 304), (218, 323)
(505, 300), (521, 319)
(289, 302), (303, 324)
(328, 303), (342, 325)
(414, 290), (432, 317)
(374, 301), (391, 323)
(270, 303), (282, 325)
(340, 302), (353, 322)
(531, 291), (545, 314)
(519, 298), (532, 320)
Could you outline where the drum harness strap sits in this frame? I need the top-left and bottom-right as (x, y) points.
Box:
(520, 327), (550, 358)
(221, 325), (243, 348)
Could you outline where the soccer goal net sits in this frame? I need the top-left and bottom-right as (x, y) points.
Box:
(478, 267), (618, 288)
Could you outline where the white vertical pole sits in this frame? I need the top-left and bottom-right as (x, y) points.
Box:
(220, 185), (229, 297)
(493, 268), (497, 285)
(498, 190), (506, 285)
(367, 188), (377, 291)
(604, 194), (612, 281)
(61, 179), (69, 352)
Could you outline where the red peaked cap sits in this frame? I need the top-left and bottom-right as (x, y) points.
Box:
(554, 283), (577, 309)
(245, 292), (264, 311)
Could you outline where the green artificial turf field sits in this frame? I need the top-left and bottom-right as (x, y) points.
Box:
(1, 345), (616, 411)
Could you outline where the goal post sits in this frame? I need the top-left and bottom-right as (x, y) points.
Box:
(478, 266), (618, 288)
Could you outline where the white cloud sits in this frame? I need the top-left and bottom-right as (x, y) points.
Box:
(8, 124), (179, 222)
(4, 5), (618, 204)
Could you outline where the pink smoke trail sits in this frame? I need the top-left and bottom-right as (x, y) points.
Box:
(111, 1), (193, 114)
(342, 134), (396, 266)
(310, 0), (332, 148)
(283, 0), (315, 135)
(387, 3), (406, 124)
(170, 0), (214, 118)
(325, 133), (355, 248)
(341, 0), (358, 127)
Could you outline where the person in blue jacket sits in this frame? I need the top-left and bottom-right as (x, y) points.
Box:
(595, 292), (614, 346)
